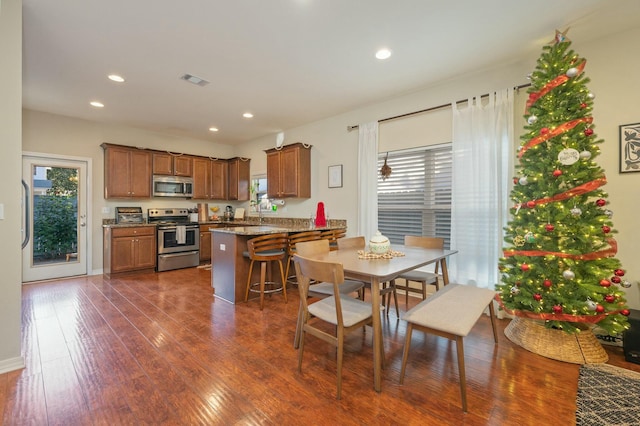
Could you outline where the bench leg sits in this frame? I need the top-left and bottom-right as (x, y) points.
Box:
(489, 301), (498, 343)
(399, 323), (413, 384)
(455, 336), (467, 412)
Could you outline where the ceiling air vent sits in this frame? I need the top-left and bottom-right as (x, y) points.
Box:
(180, 74), (209, 87)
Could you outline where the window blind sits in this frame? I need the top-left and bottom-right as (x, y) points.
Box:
(378, 144), (452, 248)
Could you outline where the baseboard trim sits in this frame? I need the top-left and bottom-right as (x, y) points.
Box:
(0, 356), (25, 374)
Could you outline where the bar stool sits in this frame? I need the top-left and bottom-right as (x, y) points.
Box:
(284, 230), (322, 286)
(320, 228), (346, 251)
(244, 232), (289, 310)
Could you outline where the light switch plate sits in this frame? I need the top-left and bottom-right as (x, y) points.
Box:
(0, 203), (4, 219)
(102, 207), (110, 214)
(220, 244), (226, 251)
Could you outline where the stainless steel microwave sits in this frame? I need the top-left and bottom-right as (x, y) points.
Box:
(152, 175), (194, 198)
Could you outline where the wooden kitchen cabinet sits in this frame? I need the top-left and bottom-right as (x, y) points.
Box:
(102, 143), (152, 198)
(211, 159), (229, 200)
(103, 226), (156, 277)
(227, 157), (250, 201)
(152, 152), (193, 176)
(265, 143), (311, 198)
(192, 157), (228, 200)
(199, 227), (212, 262)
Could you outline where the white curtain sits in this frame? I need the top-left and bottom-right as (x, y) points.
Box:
(357, 121), (379, 239)
(450, 88), (514, 289)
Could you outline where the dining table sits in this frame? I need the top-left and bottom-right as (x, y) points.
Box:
(307, 244), (458, 392)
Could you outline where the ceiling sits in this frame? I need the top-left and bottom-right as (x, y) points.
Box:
(21, 0), (640, 145)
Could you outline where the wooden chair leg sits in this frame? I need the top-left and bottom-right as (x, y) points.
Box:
(455, 336), (467, 412)
(259, 262), (266, 310)
(336, 331), (344, 400)
(278, 260), (287, 303)
(399, 323), (413, 384)
(297, 323), (306, 371)
(404, 279), (410, 306)
(294, 300), (303, 349)
(244, 260), (255, 302)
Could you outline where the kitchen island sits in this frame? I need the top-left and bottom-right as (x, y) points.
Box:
(210, 224), (344, 304)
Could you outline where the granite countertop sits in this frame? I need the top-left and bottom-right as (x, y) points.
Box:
(211, 224), (343, 236)
(103, 217), (346, 230)
(102, 223), (157, 228)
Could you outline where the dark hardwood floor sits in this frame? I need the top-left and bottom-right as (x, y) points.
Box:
(1, 268), (638, 425)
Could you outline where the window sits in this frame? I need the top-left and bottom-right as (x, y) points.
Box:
(377, 144), (452, 248)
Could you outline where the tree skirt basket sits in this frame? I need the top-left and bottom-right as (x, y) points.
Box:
(504, 317), (608, 364)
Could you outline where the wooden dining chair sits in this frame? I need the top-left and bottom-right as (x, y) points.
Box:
(243, 232), (289, 310)
(284, 230), (322, 286)
(390, 236), (444, 308)
(293, 239), (365, 349)
(293, 254), (374, 399)
(337, 236), (398, 316)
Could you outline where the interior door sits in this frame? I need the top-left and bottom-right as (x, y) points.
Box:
(22, 155), (88, 282)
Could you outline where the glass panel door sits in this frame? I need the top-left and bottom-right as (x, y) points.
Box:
(22, 155), (88, 282)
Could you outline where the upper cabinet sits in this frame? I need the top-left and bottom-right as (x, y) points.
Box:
(102, 143), (152, 198)
(192, 157), (229, 200)
(152, 152), (193, 176)
(211, 159), (229, 200)
(227, 158), (250, 201)
(265, 143), (311, 198)
(101, 143), (250, 200)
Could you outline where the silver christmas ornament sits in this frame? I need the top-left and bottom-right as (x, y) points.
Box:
(622, 280), (632, 289)
(563, 270), (575, 280)
(527, 115), (538, 125)
(566, 67), (579, 77)
(511, 286), (520, 295)
(586, 299), (597, 311)
(570, 207), (582, 216)
(587, 92), (596, 100)
(579, 150), (592, 160)
(604, 209), (613, 218)
(519, 176), (528, 185)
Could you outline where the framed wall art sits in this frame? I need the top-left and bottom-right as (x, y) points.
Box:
(328, 164), (343, 188)
(619, 122), (640, 173)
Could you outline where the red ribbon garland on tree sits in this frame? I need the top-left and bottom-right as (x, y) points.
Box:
(494, 294), (625, 323)
(525, 60), (586, 113)
(517, 176), (607, 209)
(518, 116), (593, 158)
(504, 238), (617, 260)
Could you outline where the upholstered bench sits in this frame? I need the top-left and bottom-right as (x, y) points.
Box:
(399, 283), (498, 412)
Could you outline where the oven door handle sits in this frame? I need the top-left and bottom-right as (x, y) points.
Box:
(158, 251), (199, 258)
(158, 225), (199, 231)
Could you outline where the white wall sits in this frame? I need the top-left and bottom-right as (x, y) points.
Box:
(0, 0), (25, 373)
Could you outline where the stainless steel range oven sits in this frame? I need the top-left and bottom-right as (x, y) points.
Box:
(148, 208), (200, 272)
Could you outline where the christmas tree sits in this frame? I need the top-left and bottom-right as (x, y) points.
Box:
(496, 30), (630, 335)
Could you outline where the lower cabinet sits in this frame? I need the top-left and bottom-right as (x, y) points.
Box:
(104, 226), (156, 277)
(200, 228), (212, 262)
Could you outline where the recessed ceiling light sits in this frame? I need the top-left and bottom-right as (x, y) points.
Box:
(209, 127), (219, 132)
(243, 112), (254, 118)
(90, 101), (104, 108)
(108, 74), (125, 83)
(375, 48), (392, 60)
